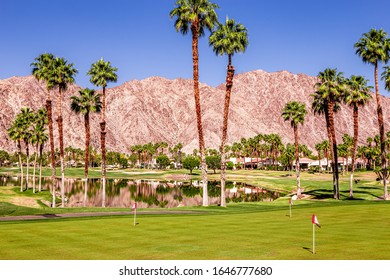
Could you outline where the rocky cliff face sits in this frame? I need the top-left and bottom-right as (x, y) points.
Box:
(0, 70), (388, 154)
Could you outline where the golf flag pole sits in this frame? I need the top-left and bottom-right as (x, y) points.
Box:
(289, 195), (297, 218)
(132, 203), (137, 226)
(312, 214), (321, 254)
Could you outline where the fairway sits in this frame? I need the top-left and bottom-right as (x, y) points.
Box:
(1, 201), (389, 260)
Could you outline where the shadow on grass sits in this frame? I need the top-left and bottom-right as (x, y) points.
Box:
(304, 189), (334, 199)
(302, 247), (313, 254)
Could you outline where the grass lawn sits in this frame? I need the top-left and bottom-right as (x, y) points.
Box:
(0, 201), (389, 260)
(0, 167), (389, 260)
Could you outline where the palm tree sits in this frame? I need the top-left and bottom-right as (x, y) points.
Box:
(31, 53), (57, 207)
(344, 75), (372, 197)
(71, 88), (102, 207)
(312, 68), (344, 199)
(19, 108), (34, 191)
(7, 116), (25, 192)
(208, 16), (248, 207)
(282, 101), (307, 198)
(31, 108), (48, 193)
(87, 58), (118, 207)
(49, 57), (78, 207)
(170, 0), (219, 207)
(355, 28), (390, 199)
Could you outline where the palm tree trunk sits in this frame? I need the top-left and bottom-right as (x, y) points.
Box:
(32, 144), (38, 193)
(101, 86), (107, 207)
(327, 99), (339, 199)
(39, 143), (43, 192)
(25, 141), (30, 191)
(84, 113), (90, 207)
(350, 106), (359, 198)
(374, 63), (388, 199)
(46, 99), (56, 207)
(17, 140), (23, 192)
(294, 126), (301, 197)
(191, 21), (208, 206)
(57, 88), (65, 207)
(220, 62), (235, 207)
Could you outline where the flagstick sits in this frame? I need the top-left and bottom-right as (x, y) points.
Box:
(133, 208), (136, 226)
(289, 203), (292, 218)
(313, 223), (315, 254)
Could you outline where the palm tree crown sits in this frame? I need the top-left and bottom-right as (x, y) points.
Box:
(170, 0), (219, 36)
(282, 101), (307, 129)
(354, 29), (390, 66)
(315, 68), (345, 99)
(31, 53), (55, 91)
(87, 58), (118, 88)
(71, 88), (102, 116)
(48, 57), (78, 91)
(209, 17), (248, 64)
(344, 75), (372, 107)
(381, 66), (390, 91)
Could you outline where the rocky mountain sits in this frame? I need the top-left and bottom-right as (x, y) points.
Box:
(1, 70), (389, 155)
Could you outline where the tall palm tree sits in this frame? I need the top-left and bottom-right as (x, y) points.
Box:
(170, 0), (219, 207)
(7, 116), (25, 192)
(355, 28), (390, 199)
(31, 53), (57, 206)
(312, 68), (344, 199)
(19, 107), (34, 191)
(31, 108), (48, 193)
(87, 58), (118, 207)
(71, 88), (102, 207)
(344, 75), (372, 197)
(209, 16), (248, 207)
(282, 101), (307, 198)
(49, 57), (78, 207)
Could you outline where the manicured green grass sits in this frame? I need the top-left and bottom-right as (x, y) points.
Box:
(0, 201), (389, 260)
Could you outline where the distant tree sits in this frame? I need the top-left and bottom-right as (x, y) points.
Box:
(206, 155), (221, 174)
(170, 0), (219, 207)
(156, 154), (171, 169)
(280, 143), (295, 173)
(88, 58), (118, 207)
(0, 150), (10, 166)
(355, 28), (390, 199)
(182, 155), (201, 175)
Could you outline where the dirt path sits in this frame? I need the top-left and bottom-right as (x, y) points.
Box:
(0, 210), (203, 222)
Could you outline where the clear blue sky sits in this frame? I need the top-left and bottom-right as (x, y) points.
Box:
(1, 0), (390, 94)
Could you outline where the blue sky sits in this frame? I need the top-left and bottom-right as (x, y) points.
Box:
(1, 0), (390, 94)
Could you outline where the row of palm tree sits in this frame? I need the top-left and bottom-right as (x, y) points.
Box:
(170, 0), (248, 207)
(354, 28), (390, 200)
(7, 107), (48, 194)
(30, 54), (117, 207)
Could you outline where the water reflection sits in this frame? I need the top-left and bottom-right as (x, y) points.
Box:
(0, 176), (280, 208)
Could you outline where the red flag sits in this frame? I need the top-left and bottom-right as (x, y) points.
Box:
(289, 198), (293, 205)
(132, 203), (137, 210)
(312, 214), (321, 228)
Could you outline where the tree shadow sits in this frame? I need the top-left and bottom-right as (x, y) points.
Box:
(304, 189), (334, 199)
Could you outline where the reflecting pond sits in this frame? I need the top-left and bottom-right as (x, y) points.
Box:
(0, 176), (281, 208)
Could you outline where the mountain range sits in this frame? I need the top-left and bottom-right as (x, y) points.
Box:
(1, 70), (389, 155)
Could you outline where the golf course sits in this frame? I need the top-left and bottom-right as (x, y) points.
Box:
(0, 168), (389, 260)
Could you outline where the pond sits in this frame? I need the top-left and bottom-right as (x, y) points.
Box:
(0, 176), (281, 208)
